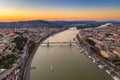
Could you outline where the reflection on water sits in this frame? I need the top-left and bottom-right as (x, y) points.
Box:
(30, 29), (113, 80)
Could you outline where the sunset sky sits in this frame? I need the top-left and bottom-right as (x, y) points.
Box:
(0, 0), (120, 22)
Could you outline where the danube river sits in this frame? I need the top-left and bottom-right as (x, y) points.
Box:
(30, 29), (113, 80)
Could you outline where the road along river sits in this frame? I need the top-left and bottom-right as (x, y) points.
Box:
(30, 29), (113, 80)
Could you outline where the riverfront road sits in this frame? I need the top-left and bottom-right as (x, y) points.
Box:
(21, 43), (39, 80)
(22, 47), (35, 80)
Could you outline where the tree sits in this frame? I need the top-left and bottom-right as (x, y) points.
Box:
(13, 36), (27, 50)
(86, 38), (96, 46)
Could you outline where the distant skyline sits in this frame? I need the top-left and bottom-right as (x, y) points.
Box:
(0, 0), (120, 22)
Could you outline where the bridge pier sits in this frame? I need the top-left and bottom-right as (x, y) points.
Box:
(69, 41), (72, 47)
(47, 41), (49, 47)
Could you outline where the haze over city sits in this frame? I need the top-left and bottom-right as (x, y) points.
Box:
(0, 0), (120, 22)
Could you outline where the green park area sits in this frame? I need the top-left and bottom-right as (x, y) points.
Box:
(0, 54), (19, 69)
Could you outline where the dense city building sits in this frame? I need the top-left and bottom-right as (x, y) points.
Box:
(79, 23), (120, 59)
(0, 26), (65, 80)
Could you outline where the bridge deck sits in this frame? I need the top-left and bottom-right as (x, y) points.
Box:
(41, 42), (76, 44)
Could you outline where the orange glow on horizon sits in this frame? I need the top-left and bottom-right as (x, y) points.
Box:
(0, 8), (120, 22)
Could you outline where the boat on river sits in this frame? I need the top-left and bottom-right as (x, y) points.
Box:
(80, 49), (84, 53)
(98, 65), (105, 70)
(112, 76), (120, 80)
(50, 66), (54, 72)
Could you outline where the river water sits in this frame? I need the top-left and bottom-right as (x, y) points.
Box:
(30, 29), (113, 80)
